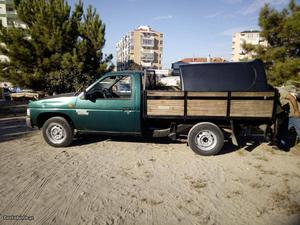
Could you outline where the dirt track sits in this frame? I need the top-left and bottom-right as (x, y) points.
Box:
(0, 117), (300, 225)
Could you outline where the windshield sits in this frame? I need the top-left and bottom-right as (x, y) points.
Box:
(76, 76), (119, 96)
(85, 75), (132, 99)
(92, 76), (120, 91)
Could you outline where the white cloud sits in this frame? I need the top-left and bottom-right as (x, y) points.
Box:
(220, 26), (256, 36)
(153, 15), (173, 21)
(242, 0), (289, 15)
(205, 12), (221, 19)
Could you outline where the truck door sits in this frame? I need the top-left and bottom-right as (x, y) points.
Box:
(75, 74), (140, 133)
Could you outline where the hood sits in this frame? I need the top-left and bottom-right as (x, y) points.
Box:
(28, 92), (78, 109)
(42, 92), (76, 100)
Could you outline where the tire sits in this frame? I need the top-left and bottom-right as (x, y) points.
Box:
(188, 122), (224, 156)
(42, 117), (74, 147)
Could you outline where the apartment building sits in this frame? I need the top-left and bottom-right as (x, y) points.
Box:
(231, 30), (267, 62)
(116, 25), (163, 71)
(0, 0), (26, 28)
(0, 0), (26, 63)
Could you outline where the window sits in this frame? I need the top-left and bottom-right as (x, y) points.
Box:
(142, 39), (154, 47)
(141, 53), (154, 61)
(7, 7), (14, 12)
(88, 75), (132, 99)
(111, 76), (132, 98)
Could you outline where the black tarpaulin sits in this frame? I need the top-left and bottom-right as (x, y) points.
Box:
(180, 59), (271, 91)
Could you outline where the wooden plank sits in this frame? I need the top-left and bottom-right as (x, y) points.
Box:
(187, 92), (227, 97)
(147, 99), (184, 116)
(187, 100), (227, 116)
(147, 91), (184, 97)
(231, 92), (274, 97)
(230, 100), (274, 117)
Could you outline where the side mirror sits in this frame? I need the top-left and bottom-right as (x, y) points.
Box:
(83, 90), (90, 100)
(85, 91), (97, 102)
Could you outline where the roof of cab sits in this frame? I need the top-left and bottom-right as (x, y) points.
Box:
(106, 71), (143, 76)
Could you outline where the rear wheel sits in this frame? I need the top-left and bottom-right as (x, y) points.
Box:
(42, 117), (74, 147)
(188, 122), (224, 156)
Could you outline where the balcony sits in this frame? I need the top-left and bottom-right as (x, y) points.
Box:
(141, 52), (154, 62)
(141, 37), (155, 47)
(0, 1), (14, 7)
(141, 62), (152, 68)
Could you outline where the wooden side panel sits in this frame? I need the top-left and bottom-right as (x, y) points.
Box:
(147, 91), (184, 97)
(187, 100), (227, 116)
(231, 92), (274, 97)
(147, 100), (184, 116)
(188, 92), (227, 97)
(230, 100), (274, 117)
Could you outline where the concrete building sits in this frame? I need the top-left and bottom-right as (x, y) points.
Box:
(171, 57), (226, 75)
(0, 0), (26, 63)
(231, 30), (267, 62)
(0, 0), (26, 28)
(116, 25), (163, 71)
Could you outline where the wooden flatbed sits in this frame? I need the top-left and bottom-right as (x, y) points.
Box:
(144, 90), (276, 120)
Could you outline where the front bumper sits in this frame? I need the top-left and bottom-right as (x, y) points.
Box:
(26, 117), (33, 128)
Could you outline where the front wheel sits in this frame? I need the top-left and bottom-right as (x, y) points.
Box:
(188, 122), (224, 156)
(42, 117), (74, 147)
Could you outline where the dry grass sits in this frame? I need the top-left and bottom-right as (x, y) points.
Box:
(185, 176), (208, 191)
(144, 171), (153, 179)
(272, 192), (287, 203)
(148, 199), (164, 206)
(226, 190), (242, 199)
(190, 179), (207, 191)
(264, 147), (277, 155)
(255, 155), (269, 162)
(286, 201), (300, 215)
(271, 191), (300, 216)
(249, 182), (263, 189)
(253, 164), (263, 170)
(253, 164), (278, 176)
(236, 150), (247, 156)
(185, 199), (193, 204)
(136, 161), (143, 167)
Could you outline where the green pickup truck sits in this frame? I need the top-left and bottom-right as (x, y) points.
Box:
(27, 60), (276, 155)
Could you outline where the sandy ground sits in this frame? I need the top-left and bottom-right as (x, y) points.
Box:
(0, 116), (300, 225)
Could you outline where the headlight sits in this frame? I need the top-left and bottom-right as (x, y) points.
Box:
(26, 108), (31, 117)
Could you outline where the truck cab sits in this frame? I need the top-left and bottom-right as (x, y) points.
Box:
(74, 72), (142, 133)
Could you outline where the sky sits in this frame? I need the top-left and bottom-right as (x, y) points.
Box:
(67, 0), (299, 69)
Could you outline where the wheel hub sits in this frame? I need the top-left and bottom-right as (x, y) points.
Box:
(46, 123), (66, 144)
(51, 126), (63, 140)
(195, 130), (217, 151)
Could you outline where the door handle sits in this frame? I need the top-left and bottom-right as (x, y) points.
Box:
(122, 107), (132, 111)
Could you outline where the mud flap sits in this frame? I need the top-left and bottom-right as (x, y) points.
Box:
(230, 120), (239, 146)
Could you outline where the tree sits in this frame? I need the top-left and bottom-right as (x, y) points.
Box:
(0, 0), (113, 93)
(127, 60), (142, 71)
(242, 0), (300, 86)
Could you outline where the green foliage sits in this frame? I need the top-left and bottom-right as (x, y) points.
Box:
(242, 0), (300, 86)
(0, 0), (114, 93)
(127, 60), (142, 71)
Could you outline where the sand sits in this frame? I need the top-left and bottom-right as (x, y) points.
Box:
(0, 119), (300, 225)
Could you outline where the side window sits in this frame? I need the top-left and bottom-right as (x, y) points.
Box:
(88, 75), (132, 100)
(111, 76), (132, 98)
